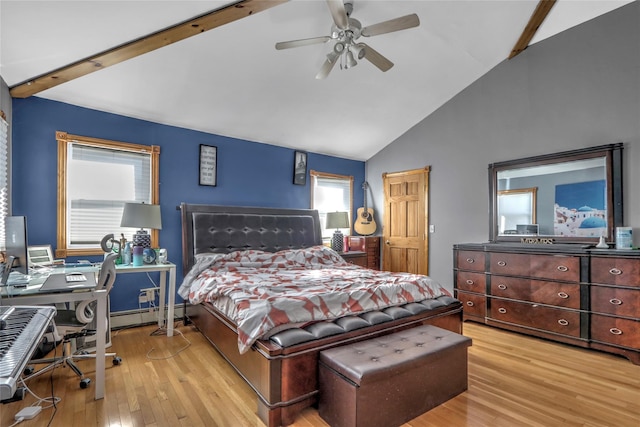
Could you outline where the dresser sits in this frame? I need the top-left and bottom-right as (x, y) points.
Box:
(346, 236), (381, 270)
(453, 243), (640, 365)
(340, 251), (368, 267)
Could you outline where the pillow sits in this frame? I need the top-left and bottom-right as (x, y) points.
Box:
(177, 253), (223, 298)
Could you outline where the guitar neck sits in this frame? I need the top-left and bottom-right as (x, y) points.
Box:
(362, 182), (368, 212)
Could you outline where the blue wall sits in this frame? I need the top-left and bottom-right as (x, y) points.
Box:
(11, 97), (365, 312)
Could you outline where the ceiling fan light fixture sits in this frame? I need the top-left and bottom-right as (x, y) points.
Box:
(276, 0), (420, 78)
(345, 50), (357, 68)
(352, 43), (366, 60)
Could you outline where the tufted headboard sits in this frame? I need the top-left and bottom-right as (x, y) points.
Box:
(180, 203), (323, 274)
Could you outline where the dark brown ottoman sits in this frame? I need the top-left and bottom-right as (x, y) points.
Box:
(318, 325), (472, 427)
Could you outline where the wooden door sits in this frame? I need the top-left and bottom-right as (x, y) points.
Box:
(382, 167), (429, 275)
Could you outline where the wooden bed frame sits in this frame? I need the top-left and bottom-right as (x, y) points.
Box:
(180, 203), (463, 427)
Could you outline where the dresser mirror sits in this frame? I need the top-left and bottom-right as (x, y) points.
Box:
(489, 143), (623, 243)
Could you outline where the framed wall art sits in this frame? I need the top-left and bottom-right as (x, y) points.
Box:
(199, 144), (217, 186)
(293, 151), (307, 185)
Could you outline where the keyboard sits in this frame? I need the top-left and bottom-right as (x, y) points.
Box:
(65, 273), (87, 282)
(7, 271), (30, 286)
(0, 306), (56, 401)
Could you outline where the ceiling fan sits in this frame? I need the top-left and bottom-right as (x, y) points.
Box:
(275, 0), (420, 79)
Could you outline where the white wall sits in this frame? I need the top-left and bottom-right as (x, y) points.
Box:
(366, 2), (640, 292)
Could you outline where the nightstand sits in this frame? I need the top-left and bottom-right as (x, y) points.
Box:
(345, 236), (381, 270)
(340, 251), (368, 267)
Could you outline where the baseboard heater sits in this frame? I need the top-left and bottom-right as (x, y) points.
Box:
(110, 306), (185, 330)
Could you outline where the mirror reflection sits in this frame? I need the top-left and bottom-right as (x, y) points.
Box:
(497, 188), (537, 234)
(489, 144), (623, 243)
(497, 158), (606, 237)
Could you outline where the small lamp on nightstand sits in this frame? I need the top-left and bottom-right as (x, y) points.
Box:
(120, 202), (162, 248)
(326, 211), (349, 252)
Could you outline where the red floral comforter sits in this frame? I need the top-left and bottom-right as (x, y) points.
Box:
(180, 246), (451, 354)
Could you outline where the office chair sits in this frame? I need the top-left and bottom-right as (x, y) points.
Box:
(24, 253), (122, 389)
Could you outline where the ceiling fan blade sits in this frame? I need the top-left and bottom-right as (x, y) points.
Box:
(326, 0), (349, 30)
(361, 13), (420, 37)
(275, 36), (331, 50)
(360, 43), (393, 72)
(316, 51), (340, 79)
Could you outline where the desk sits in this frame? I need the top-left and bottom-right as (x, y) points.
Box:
(1, 269), (107, 400)
(115, 262), (177, 337)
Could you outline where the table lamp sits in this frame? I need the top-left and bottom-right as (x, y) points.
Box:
(120, 202), (162, 248)
(326, 211), (349, 252)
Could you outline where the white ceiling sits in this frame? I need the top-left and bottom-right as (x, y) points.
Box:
(0, 0), (633, 161)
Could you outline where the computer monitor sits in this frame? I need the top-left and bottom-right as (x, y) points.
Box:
(5, 216), (29, 275)
(516, 224), (539, 235)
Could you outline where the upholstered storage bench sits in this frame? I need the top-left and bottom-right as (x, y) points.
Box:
(318, 325), (471, 427)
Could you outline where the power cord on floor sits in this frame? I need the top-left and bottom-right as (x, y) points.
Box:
(146, 324), (191, 360)
(13, 344), (61, 427)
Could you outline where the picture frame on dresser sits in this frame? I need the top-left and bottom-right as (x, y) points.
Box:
(199, 144), (217, 186)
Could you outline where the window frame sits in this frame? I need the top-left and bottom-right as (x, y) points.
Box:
(310, 170), (354, 240)
(55, 131), (160, 258)
(0, 110), (11, 252)
(0, 111), (8, 251)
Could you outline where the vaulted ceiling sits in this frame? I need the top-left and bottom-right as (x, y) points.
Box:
(1, 1), (633, 161)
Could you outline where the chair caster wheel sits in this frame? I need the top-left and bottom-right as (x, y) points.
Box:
(112, 357), (122, 366)
(23, 366), (34, 375)
(80, 378), (91, 389)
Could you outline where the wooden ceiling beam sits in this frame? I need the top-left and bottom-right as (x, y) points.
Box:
(10, 0), (288, 98)
(508, 0), (556, 59)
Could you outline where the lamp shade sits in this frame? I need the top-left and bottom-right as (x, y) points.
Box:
(326, 211), (349, 229)
(120, 202), (162, 230)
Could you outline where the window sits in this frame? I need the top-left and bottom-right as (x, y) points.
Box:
(56, 131), (160, 257)
(310, 170), (353, 240)
(0, 111), (8, 250)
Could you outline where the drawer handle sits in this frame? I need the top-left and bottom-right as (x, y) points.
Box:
(466, 279), (475, 285)
(557, 292), (569, 299)
(466, 301), (475, 307)
(609, 328), (623, 335)
(497, 284), (507, 290)
(557, 265), (568, 272)
(498, 308), (507, 314)
(497, 261), (506, 267)
(466, 258), (475, 264)
(609, 298), (623, 305)
(609, 268), (622, 275)
(558, 319), (569, 326)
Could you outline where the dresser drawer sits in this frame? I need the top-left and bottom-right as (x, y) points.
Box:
(456, 250), (485, 272)
(490, 253), (580, 282)
(490, 275), (580, 309)
(590, 286), (640, 318)
(456, 271), (486, 293)
(340, 251), (368, 266)
(591, 257), (640, 288)
(591, 314), (640, 348)
(489, 298), (581, 337)
(456, 291), (486, 318)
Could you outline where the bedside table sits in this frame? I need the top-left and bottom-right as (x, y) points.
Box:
(340, 251), (368, 267)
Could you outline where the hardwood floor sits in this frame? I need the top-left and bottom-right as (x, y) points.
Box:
(2, 322), (639, 427)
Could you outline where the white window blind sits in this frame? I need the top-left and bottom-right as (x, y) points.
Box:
(312, 174), (352, 239)
(0, 116), (8, 250)
(67, 143), (151, 248)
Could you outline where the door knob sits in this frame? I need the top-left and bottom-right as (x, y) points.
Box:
(385, 240), (390, 245)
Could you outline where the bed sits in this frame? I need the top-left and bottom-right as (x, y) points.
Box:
(179, 203), (463, 427)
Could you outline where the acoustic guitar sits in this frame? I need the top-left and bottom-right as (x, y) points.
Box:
(354, 181), (377, 235)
